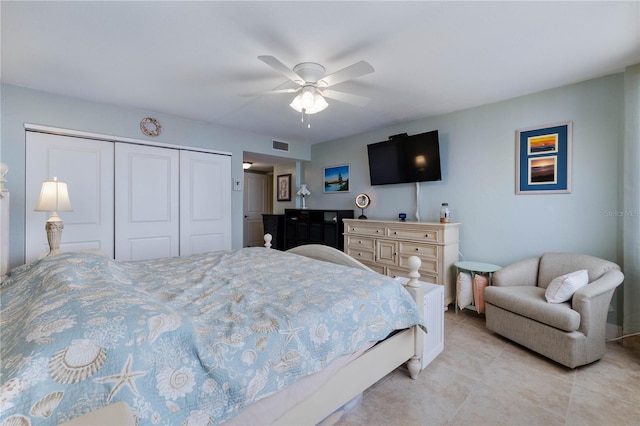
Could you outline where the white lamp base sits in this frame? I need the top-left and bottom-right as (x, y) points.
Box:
(45, 217), (64, 256)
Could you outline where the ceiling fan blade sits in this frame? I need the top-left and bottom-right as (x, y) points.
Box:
(318, 60), (374, 87)
(258, 55), (304, 85)
(241, 87), (300, 97)
(319, 89), (371, 107)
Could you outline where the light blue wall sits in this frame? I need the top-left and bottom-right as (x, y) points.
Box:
(308, 74), (624, 267)
(1, 84), (311, 269)
(2, 74), (626, 270)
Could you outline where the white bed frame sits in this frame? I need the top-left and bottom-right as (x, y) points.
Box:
(265, 234), (425, 425)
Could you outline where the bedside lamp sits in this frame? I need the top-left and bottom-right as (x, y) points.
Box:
(34, 177), (72, 256)
(297, 184), (311, 209)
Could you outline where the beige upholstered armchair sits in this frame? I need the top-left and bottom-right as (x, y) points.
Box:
(484, 253), (624, 368)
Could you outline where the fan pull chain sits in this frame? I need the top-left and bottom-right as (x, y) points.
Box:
(300, 109), (311, 128)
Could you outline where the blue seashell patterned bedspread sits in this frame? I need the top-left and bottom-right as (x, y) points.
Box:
(0, 248), (424, 425)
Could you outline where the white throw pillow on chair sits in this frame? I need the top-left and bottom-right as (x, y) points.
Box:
(545, 270), (589, 303)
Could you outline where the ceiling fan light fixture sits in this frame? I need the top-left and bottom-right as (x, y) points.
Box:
(289, 92), (328, 115)
(308, 93), (328, 113)
(301, 88), (315, 109)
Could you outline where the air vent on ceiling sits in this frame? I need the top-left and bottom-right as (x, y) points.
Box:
(272, 140), (289, 152)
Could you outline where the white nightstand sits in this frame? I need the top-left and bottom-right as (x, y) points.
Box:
(394, 278), (445, 369)
(421, 281), (444, 369)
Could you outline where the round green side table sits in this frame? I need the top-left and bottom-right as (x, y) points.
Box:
(455, 261), (501, 313)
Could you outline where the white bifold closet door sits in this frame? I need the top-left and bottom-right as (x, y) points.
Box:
(26, 131), (232, 263)
(115, 143), (180, 261)
(179, 150), (231, 255)
(115, 144), (232, 260)
(25, 132), (115, 263)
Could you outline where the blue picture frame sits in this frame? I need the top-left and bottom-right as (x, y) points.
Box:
(516, 122), (572, 194)
(323, 164), (350, 193)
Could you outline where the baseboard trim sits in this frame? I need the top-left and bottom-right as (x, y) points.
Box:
(622, 334), (640, 351)
(606, 323), (622, 340)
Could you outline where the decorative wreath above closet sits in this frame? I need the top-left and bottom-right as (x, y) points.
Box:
(140, 117), (162, 137)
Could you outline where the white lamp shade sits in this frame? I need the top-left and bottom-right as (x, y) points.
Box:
(34, 179), (72, 212)
(297, 184), (311, 196)
(290, 93), (329, 114)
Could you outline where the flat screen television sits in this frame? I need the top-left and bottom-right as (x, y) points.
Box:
(367, 130), (442, 185)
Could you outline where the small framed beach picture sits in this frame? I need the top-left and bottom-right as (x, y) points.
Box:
(323, 164), (350, 193)
(516, 122), (572, 194)
(277, 174), (291, 201)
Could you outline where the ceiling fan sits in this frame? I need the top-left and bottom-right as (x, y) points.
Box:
(247, 55), (375, 127)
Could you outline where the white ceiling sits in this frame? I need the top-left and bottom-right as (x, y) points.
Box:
(2, 1), (639, 150)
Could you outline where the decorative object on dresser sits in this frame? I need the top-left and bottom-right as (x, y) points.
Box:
(297, 184), (311, 209)
(354, 193), (371, 219)
(285, 209), (353, 250)
(33, 176), (73, 256)
(344, 218), (460, 308)
(262, 214), (285, 250)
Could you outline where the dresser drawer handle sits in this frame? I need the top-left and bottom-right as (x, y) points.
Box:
(376, 230), (380, 233)
(415, 248), (419, 251)
(358, 240), (362, 244)
(394, 231), (398, 235)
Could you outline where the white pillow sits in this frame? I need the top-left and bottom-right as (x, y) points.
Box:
(457, 272), (473, 309)
(545, 270), (589, 303)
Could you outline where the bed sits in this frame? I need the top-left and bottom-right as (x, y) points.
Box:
(0, 179), (427, 426)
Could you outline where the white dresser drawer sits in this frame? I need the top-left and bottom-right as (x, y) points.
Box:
(346, 235), (375, 250)
(398, 241), (439, 259)
(346, 223), (385, 237)
(387, 226), (441, 243)
(346, 248), (375, 263)
(399, 255), (438, 276)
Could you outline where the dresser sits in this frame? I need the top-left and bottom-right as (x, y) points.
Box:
(285, 209), (353, 250)
(343, 219), (460, 307)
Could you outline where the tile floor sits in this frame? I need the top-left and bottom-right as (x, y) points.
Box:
(338, 308), (640, 426)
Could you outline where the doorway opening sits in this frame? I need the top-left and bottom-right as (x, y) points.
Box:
(242, 152), (299, 248)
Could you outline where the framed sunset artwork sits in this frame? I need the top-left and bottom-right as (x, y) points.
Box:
(516, 122), (572, 194)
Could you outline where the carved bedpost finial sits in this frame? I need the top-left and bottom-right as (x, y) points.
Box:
(263, 233), (272, 248)
(406, 256), (421, 288)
